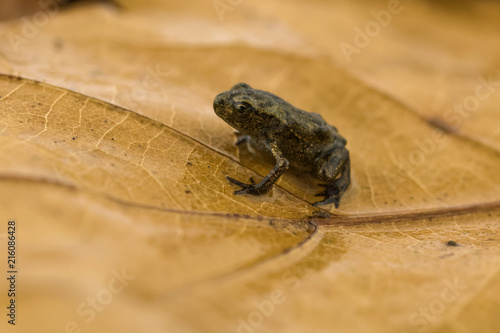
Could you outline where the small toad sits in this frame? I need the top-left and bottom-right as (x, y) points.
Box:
(213, 83), (350, 207)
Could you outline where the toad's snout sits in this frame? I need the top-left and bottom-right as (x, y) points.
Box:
(213, 93), (230, 117)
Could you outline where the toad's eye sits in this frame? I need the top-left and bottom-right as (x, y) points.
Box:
(234, 101), (254, 114)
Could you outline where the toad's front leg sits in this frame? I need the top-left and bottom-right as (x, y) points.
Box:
(227, 141), (289, 195)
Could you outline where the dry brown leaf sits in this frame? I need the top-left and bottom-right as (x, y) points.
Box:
(0, 1), (499, 333)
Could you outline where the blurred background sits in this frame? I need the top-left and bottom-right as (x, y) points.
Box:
(0, 1), (499, 333)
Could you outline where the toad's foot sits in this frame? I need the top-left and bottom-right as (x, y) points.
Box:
(234, 133), (251, 146)
(226, 176), (267, 195)
(313, 179), (349, 208)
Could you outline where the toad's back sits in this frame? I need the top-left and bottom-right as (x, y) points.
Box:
(213, 82), (351, 207)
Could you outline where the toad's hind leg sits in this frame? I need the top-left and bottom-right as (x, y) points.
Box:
(313, 148), (350, 208)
